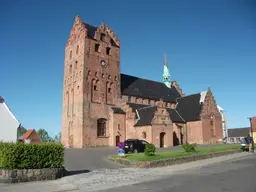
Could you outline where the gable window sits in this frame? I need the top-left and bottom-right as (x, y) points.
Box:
(97, 118), (107, 137)
(106, 47), (111, 55)
(100, 33), (106, 41)
(95, 44), (100, 52)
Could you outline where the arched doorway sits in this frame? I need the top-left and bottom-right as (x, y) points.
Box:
(160, 132), (166, 148)
(115, 135), (120, 146)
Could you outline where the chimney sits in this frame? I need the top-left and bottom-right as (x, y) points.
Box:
(0, 96), (4, 103)
(171, 81), (184, 97)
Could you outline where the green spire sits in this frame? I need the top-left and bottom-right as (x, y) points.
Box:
(163, 52), (171, 88)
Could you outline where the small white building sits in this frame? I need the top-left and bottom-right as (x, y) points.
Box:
(0, 96), (20, 143)
(217, 105), (227, 139)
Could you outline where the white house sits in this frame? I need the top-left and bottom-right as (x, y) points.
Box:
(217, 105), (227, 139)
(0, 96), (20, 142)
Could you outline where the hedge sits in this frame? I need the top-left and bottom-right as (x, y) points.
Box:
(0, 142), (64, 169)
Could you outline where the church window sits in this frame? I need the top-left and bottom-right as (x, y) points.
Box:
(100, 33), (106, 41)
(76, 45), (79, 54)
(115, 76), (117, 81)
(142, 132), (146, 139)
(88, 70), (91, 76)
(108, 75), (111, 79)
(106, 47), (111, 55)
(118, 124), (121, 130)
(70, 51), (72, 59)
(95, 44), (100, 52)
(94, 85), (97, 91)
(102, 73), (105, 78)
(108, 87), (112, 93)
(97, 118), (107, 137)
(162, 110), (164, 114)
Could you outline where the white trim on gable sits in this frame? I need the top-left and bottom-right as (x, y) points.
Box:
(199, 90), (207, 103)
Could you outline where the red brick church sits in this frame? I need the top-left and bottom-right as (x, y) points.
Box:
(61, 16), (223, 148)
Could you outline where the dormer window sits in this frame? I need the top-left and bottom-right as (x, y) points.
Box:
(100, 33), (106, 41)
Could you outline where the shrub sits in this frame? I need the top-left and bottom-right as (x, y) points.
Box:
(182, 142), (197, 153)
(0, 142), (64, 169)
(144, 143), (156, 156)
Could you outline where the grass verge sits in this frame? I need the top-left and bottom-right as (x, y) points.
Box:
(109, 144), (241, 162)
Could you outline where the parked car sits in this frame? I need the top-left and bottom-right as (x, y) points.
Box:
(123, 139), (149, 153)
(240, 137), (249, 152)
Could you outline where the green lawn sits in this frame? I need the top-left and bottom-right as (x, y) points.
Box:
(110, 144), (241, 162)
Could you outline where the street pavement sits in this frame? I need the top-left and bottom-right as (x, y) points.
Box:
(64, 143), (226, 171)
(103, 152), (256, 192)
(0, 152), (254, 192)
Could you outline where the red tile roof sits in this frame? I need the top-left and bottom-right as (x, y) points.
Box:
(22, 129), (35, 141)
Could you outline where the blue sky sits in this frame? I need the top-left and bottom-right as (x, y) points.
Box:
(1, 0), (255, 136)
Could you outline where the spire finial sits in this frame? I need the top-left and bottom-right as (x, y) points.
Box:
(164, 52), (168, 67)
(101, 20), (105, 28)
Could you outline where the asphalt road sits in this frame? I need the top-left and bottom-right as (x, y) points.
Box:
(64, 144), (236, 171)
(102, 153), (256, 192)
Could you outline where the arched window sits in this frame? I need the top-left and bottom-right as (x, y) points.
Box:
(97, 118), (107, 137)
(142, 131), (146, 139)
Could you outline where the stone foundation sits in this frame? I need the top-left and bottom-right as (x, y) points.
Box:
(0, 167), (66, 183)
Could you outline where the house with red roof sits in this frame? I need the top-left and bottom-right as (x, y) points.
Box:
(20, 129), (42, 144)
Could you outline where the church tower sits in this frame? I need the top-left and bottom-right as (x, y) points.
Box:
(62, 16), (121, 148)
(163, 53), (171, 87)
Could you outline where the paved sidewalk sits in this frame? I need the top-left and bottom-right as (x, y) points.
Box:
(0, 152), (253, 192)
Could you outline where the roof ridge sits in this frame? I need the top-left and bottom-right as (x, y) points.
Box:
(136, 105), (156, 111)
(121, 73), (168, 87)
(173, 108), (186, 122)
(178, 92), (201, 99)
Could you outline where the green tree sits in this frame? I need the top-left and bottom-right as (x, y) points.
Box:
(53, 132), (61, 143)
(37, 128), (52, 142)
(17, 124), (27, 139)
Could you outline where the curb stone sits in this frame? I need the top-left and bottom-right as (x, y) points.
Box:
(109, 150), (241, 168)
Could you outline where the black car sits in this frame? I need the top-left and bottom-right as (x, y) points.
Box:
(123, 139), (149, 153)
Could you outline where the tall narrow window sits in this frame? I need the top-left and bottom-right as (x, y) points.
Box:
(76, 45), (79, 54)
(70, 51), (72, 59)
(69, 64), (72, 74)
(106, 47), (111, 55)
(100, 33), (106, 41)
(95, 44), (100, 52)
(71, 88), (74, 116)
(75, 61), (78, 69)
(97, 118), (107, 137)
(66, 91), (69, 116)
